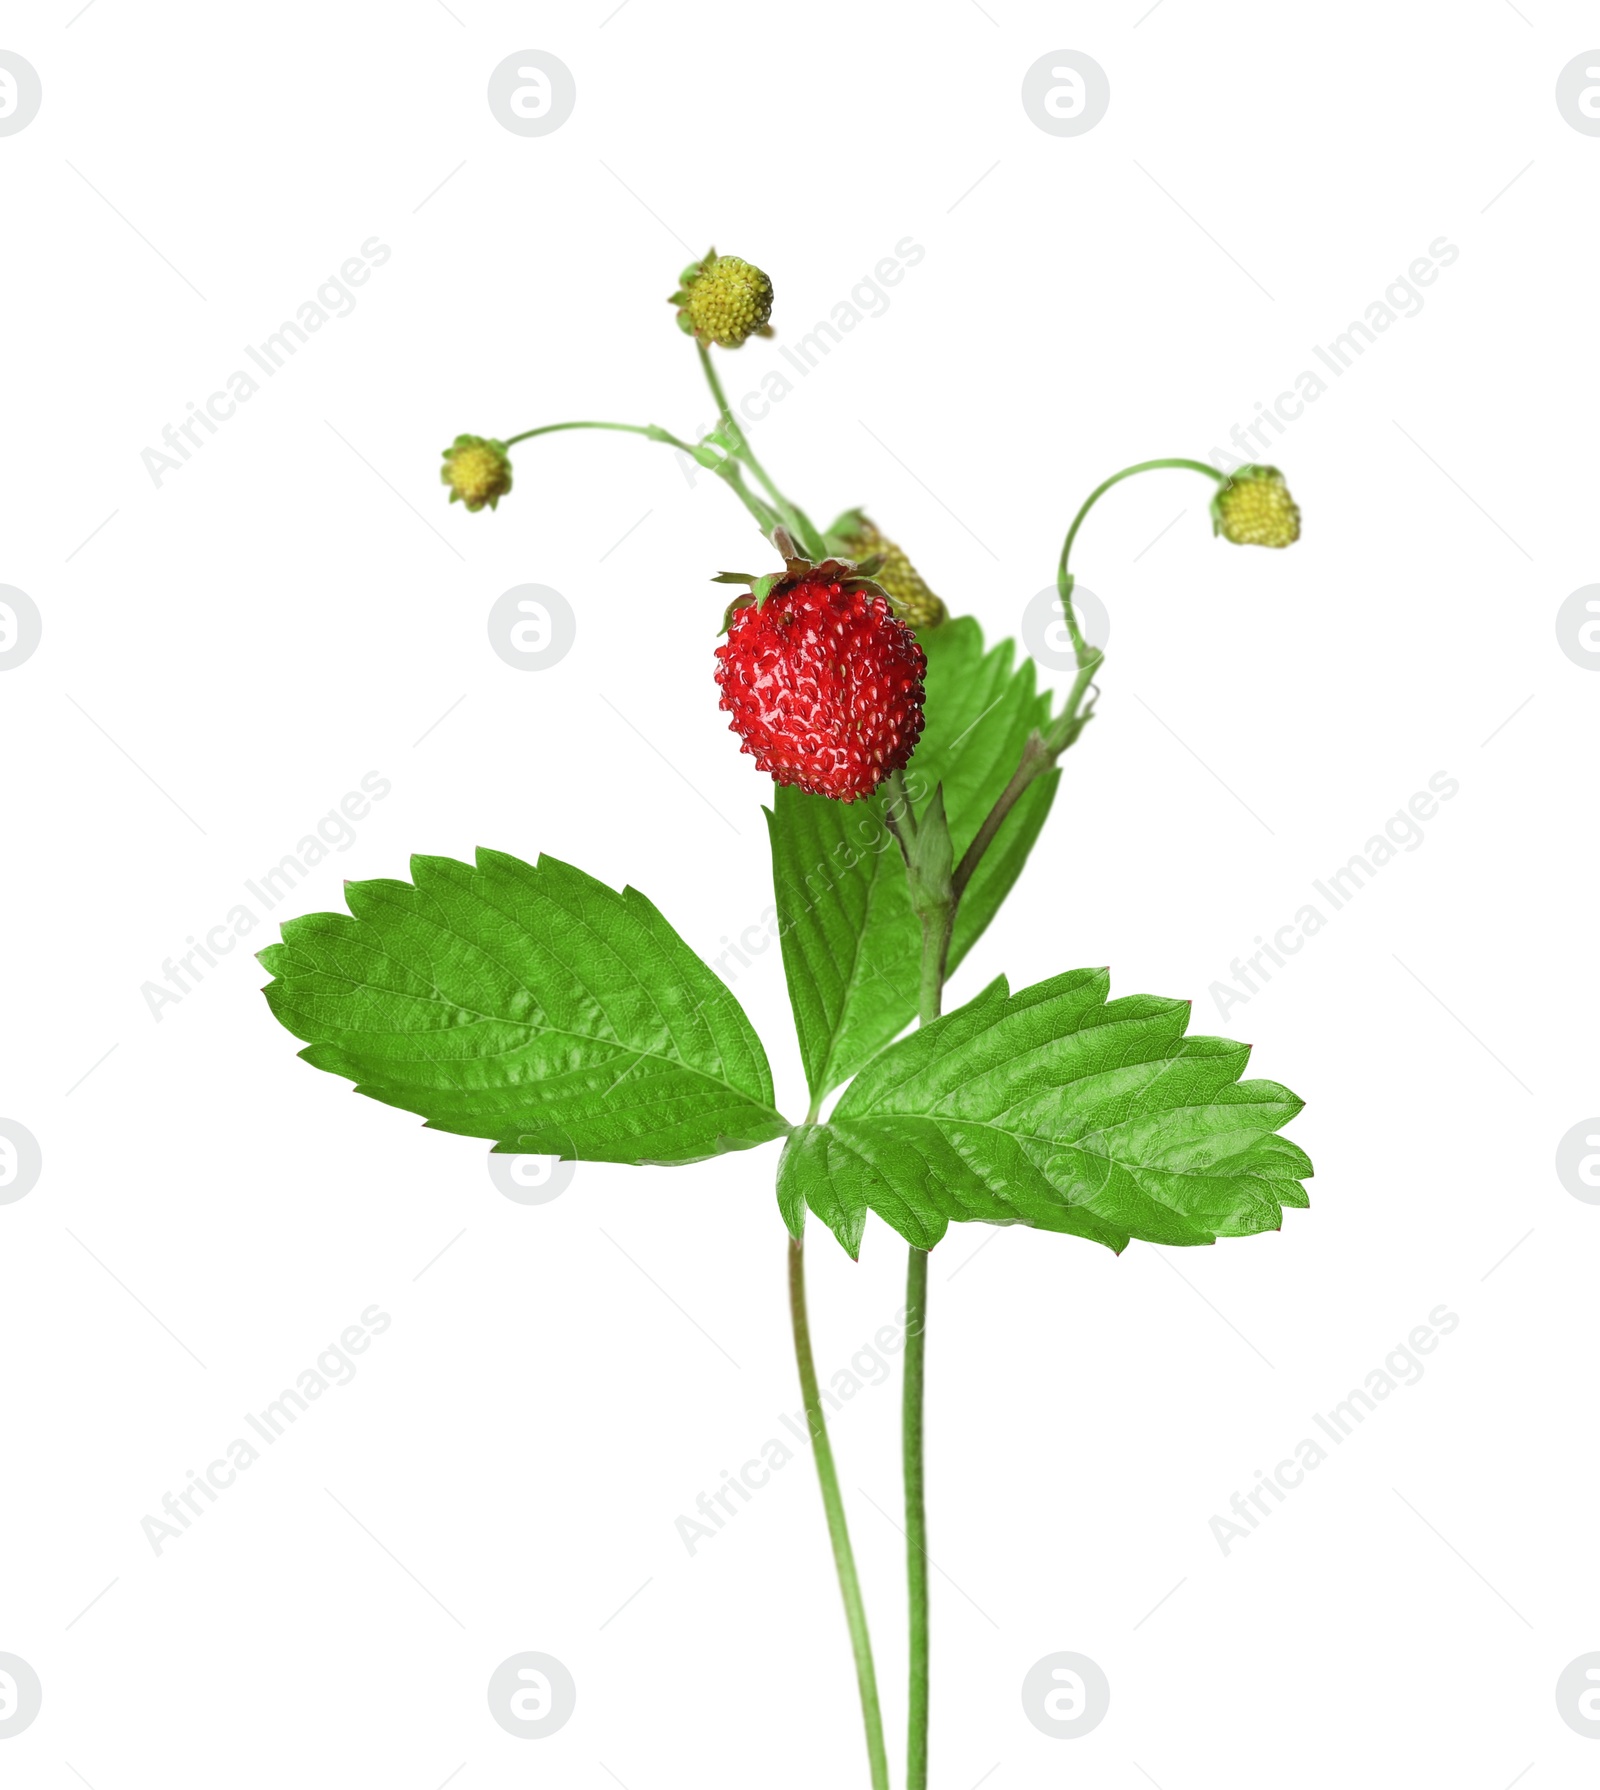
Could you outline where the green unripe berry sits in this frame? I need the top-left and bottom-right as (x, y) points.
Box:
(671, 250), (774, 349)
(828, 510), (947, 631)
(1212, 465), (1300, 548)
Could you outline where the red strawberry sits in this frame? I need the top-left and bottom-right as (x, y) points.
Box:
(714, 572), (927, 802)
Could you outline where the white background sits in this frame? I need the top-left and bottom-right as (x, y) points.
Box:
(2, 2), (1595, 1786)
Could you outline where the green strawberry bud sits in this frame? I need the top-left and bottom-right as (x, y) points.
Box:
(1211, 465), (1300, 548)
(441, 435), (513, 513)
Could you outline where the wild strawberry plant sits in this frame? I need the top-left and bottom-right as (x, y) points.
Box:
(262, 249), (1311, 1788)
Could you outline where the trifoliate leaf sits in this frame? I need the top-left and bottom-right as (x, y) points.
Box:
(776, 968), (1310, 1257)
(259, 850), (790, 1166)
(766, 618), (1059, 1102)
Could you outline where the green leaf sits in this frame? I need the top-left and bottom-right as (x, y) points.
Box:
(765, 784), (922, 1108)
(919, 621), (1061, 965)
(776, 968), (1310, 1257)
(259, 849), (790, 1166)
(766, 617), (1061, 1102)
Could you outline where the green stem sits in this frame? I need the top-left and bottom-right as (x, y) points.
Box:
(1056, 456), (1224, 603)
(903, 920), (944, 1790)
(714, 458), (787, 535)
(917, 914), (950, 1023)
(951, 456), (1229, 898)
(696, 347), (784, 507)
(789, 1234), (891, 1790)
(904, 1244), (930, 1790)
(499, 418), (781, 535)
(695, 345), (828, 557)
(951, 732), (1056, 900)
(503, 419), (694, 451)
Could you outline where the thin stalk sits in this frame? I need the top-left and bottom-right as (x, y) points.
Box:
(903, 919), (944, 1790)
(789, 1234), (891, 1790)
(503, 419), (694, 451)
(951, 733), (1053, 901)
(957, 456), (1228, 899)
(713, 456), (787, 535)
(696, 346), (785, 509)
(695, 344), (829, 557)
(904, 1244), (930, 1790)
(1056, 456), (1224, 602)
(498, 418), (781, 534)
(950, 677), (1102, 902)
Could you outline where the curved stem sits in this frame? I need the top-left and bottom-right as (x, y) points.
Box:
(499, 418), (780, 535)
(950, 457), (1228, 904)
(503, 419), (693, 451)
(1056, 457), (1224, 599)
(789, 1234), (891, 1790)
